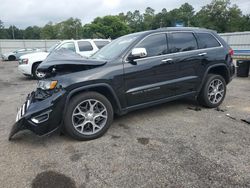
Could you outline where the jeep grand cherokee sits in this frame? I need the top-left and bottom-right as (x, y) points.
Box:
(9, 27), (235, 141)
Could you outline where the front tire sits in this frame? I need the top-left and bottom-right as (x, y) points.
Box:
(198, 74), (226, 108)
(32, 63), (46, 80)
(8, 55), (16, 61)
(64, 92), (114, 141)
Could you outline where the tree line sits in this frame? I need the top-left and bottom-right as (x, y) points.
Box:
(0, 0), (250, 40)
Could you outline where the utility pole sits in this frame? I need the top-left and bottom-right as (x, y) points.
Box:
(12, 25), (15, 39)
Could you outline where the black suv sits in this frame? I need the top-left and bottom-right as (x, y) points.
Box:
(9, 27), (235, 141)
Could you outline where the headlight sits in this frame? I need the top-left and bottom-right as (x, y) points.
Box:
(37, 80), (58, 90)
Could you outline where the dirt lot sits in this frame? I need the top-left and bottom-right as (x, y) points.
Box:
(0, 60), (249, 188)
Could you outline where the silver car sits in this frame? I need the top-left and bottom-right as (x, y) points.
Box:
(1, 48), (41, 61)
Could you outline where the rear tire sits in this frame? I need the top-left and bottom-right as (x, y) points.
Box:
(8, 55), (16, 61)
(198, 74), (226, 108)
(64, 92), (113, 141)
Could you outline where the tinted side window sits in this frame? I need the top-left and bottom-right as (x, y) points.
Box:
(78, 41), (93, 51)
(58, 42), (76, 52)
(169, 32), (198, 53)
(136, 34), (168, 57)
(94, 41), (110, 49)
(196, 33), (221, 48)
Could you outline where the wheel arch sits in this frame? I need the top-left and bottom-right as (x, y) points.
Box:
(8, 55), (16, 61)
(198, 64), (230, 93)
(31, 61), (42, 75)
(63, 83), (122, 117)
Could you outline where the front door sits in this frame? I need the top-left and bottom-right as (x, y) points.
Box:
(123, 33), (177, 107)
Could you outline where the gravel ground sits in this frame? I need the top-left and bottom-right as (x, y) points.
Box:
(0, 60), (249, 188)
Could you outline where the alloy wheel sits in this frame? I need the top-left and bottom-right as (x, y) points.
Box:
(207, 79), (225, 104)
(72, 99), (108, 135)
(35, 70), (46, 79)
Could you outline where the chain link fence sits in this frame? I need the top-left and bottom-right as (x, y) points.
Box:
(0, 39), (60, 55)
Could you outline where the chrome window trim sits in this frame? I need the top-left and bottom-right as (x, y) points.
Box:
(124, 30), (224, 63)
(124, 32), (168, 62)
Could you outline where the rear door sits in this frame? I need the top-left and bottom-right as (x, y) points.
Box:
(168, 32), (204, 96)
(123, 33), (177, 107)
(195, 32), (224, 68)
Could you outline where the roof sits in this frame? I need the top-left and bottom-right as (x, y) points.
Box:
(156, 27), (216, 32)
(127, 27), (217, 38)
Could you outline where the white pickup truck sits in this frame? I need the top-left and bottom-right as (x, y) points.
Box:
(18, 39), (110, 79)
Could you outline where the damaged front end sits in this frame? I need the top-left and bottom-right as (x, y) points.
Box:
(9, 49), (107, 140)
(9, 86), (67, 140)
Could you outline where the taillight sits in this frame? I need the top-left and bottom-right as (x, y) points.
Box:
(229, 48), (234, 56)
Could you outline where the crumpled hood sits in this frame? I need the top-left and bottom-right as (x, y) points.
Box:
(37, 49), (107, 74)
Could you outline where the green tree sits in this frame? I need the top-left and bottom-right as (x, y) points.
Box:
(40, 22), (57, 39)
(82, 16), (130, 39)
(194, 0), (244, 32)
(167, 3), (195, 27)
(0, 20), (10, 39)
(143, 7), (155, 30)
(126, 10), (144, 32)
(6, 26), (24, 39)
(56, 18), (82, 39)
(24, 26), (41, 39)
(152, 8), (172, 29)
(241, 15), (250, 31)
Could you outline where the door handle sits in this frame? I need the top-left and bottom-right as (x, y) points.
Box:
(198, 52), (207, 56)
(161, 58), (174, 64)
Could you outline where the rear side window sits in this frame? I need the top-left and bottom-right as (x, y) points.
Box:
(78, 41), (93, 51)
(169, 32), (198, 53)
(196, 33), (221, 49)
(94, 41), (110, 49)
(58, 42), (76, 52)
(136, 34), (168, 57)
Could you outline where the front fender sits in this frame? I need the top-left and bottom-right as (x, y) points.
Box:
(63, 83), (123, 117)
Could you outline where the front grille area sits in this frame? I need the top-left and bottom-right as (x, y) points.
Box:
(16, 99), (31, 122)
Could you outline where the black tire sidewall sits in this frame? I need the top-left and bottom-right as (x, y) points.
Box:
(8, 55), (16, 61)
(63, 92), (114, 141)
(199, 74), (226, 108)
(32, 63), (44, 80)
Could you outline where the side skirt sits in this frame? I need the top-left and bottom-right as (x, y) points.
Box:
(122, 91), (197, 114)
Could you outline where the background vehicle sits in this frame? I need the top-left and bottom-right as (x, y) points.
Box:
(10, 27), (235, 141)
(1, 48), (41, 61)
(18, 39), (111, 79)
(220, 32), (250, 78)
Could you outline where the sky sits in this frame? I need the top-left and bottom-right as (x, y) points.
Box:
(0, 0), (250, 29)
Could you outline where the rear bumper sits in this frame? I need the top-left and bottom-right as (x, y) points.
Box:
(9, 89), (67, 140)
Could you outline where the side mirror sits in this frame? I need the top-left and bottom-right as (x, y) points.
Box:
(129, 48), (147, 60)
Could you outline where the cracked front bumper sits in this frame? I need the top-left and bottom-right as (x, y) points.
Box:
(9, 89), (67, 140)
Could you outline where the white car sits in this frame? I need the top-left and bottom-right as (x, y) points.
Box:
(1, 48), (41, 61)
(18, 39), (111, 79)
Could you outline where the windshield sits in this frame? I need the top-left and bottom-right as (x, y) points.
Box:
(48, 43), (60, 53)
(91, 34), (139, 60)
